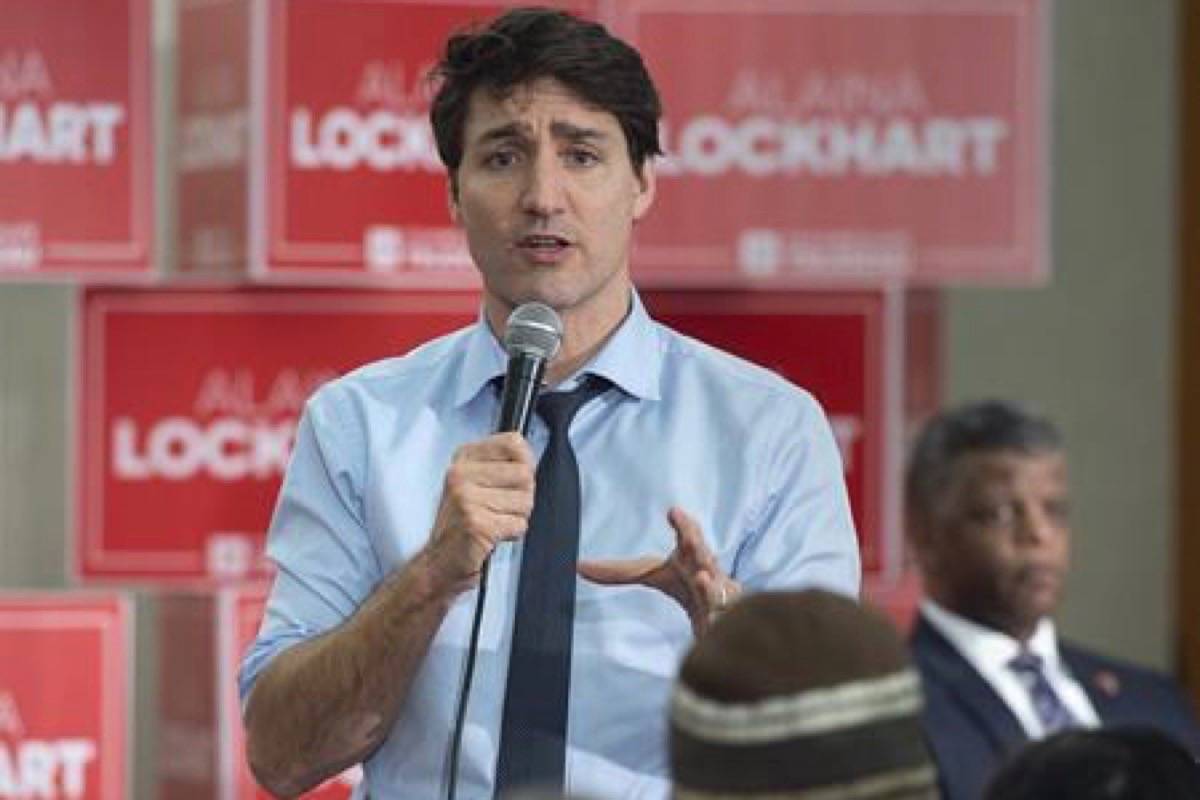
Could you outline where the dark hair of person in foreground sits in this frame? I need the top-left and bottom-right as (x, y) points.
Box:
(983, 726), (1200, 800)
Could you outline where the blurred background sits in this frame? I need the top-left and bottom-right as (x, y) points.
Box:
(0, 0), (1196, 797)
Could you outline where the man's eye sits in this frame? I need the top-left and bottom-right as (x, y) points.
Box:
(564, 148), (600, 167)
(1044, 499), (1070, 523)
(484, 150), (519, 168)
(968, 503), (1016, 528)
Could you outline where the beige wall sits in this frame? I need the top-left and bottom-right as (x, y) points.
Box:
(946, 0), (1179, 669)
(0, 285), (71, 588)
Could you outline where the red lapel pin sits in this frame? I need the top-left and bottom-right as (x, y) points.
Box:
(1093, 670), (1121, 698)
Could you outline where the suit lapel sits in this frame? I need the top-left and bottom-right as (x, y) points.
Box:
(913, 617), (1029, 752)
(1061, 646), (1125, 722)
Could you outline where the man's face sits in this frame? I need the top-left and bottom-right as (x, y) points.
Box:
(914, 449), (1071, 639)
(449, 77), (655, 325)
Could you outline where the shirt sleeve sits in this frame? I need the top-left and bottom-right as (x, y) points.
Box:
(238, 384), (383, 702)
(734, 390), (862, 597)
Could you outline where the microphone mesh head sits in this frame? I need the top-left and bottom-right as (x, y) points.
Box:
(503, 302), (563, 361)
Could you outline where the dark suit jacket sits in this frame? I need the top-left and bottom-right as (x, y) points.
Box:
(911, 615), (1200, 800)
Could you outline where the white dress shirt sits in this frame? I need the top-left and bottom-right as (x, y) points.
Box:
(920, 600), (1100, 738)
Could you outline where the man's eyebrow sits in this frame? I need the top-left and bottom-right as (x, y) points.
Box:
(474, 122), (528, 147)
(549, 121), (609, 142)
(472, 120), (611, 147)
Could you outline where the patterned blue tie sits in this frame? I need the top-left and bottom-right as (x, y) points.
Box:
(494, 376), (609, 796)
(1009, 650), (1077, 734)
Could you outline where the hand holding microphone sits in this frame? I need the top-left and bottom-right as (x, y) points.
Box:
(423, 303), (563, 592)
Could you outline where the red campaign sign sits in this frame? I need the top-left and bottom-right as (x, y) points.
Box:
(864, 570), (924, 633)
(78, 289), (479, 584)
(0, 0), (153, 279)
(619, 0), (1047, 287)
(157, 588), (357, 799)
(644, 291), (893, 573)
(226, 588), (358, 798)
(79, 288), (922, 583)
(0, 594), (130, 799)
(177, 0), (591, 282)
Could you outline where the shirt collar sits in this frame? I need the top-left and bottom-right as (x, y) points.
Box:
(921, 600), (1061, 674)
(454, 307), (509, 408)
(452, 290), (663, 409)
(577, 290), (662, 401)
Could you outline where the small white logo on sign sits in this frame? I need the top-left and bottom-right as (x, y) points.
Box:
(364, 226), (405, 272)
(207, 533), (253, 579)
(0, 222), (40, 271)
(737, 229), (782, 278)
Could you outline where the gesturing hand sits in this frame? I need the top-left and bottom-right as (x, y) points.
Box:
(577, 506), (740, 635)
(422, 432), (536, 593)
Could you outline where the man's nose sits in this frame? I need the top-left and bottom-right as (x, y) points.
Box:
(1015, 502), (1061, 545)
(521, 154), (566, 217)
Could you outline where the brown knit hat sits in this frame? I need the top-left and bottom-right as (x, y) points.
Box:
(670, 590), (937, 799)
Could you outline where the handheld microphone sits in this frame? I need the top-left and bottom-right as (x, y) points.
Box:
(447, 301), (562, 800)
(496, 302), (564, 434)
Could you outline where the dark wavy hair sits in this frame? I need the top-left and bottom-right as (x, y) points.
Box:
(429, 7), (663, 181)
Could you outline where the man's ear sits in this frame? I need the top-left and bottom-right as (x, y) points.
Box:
(632, 159), (656, 221)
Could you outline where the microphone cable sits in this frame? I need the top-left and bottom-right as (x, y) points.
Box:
(446, 555), (491, 800)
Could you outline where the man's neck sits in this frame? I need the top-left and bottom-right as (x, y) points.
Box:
(922, 598), (1040, 645)
(485, 289), (633, 386)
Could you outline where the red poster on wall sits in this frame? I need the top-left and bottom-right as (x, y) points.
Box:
(644, 290), (894, 572)
(77, 289), (478, 583)
(0, 0), (154, 279)
(0, 594), (130, 799)
(226, 588), (358, 798)
(159, 587), (357, 798)
(617, 0), (1047, 286)
(179, 0), (1045, 287)
(177, 0), (591, 283)
(78, 287), (928, 583)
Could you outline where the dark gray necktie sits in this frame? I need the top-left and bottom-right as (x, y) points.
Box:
(494, 376), (609, 795)
(1009, 650), (1078, 734)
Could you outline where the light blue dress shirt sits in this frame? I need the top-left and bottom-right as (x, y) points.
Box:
(240, 292), (861, 799)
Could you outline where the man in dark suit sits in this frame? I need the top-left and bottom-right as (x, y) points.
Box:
(905, 400), (1200, 800)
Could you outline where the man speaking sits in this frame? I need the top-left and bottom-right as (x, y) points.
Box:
(239, 8), (860, 798)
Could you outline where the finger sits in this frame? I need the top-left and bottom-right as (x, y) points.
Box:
(454, 500), (529, 541)
(686, 563), (710, 618)
(456, 433), (535, 466)
(472, 485), (535, 519)
(667, 507), (718, 573)
(694, 569), (733, 613)
(702, 575), (743, 623)
(577, 557), (668, 586)
(444, 461), (535, 497)
(490, 511), (532, 542)
(461, 460), (537, 490)
(664, 510), (724, 617)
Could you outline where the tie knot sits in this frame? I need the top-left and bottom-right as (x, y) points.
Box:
(1009, 650), (1045, 676)
(537, 376), (609, 433)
